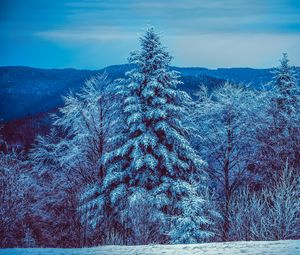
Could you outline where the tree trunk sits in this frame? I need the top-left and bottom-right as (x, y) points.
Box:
(223, 158), (231, 241)
(223, 126), (232, 241)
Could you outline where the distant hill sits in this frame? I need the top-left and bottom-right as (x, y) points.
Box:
(0, 66), (94, 121)
(172, 66), (273, 87)
(1, 64), (298, 122)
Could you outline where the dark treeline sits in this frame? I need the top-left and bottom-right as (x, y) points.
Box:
(1, 28), (300, 247)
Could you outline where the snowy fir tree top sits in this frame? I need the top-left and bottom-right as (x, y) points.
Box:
(103, 27), (205, 192)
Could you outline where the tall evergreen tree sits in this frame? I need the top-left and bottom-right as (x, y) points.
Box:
(257, 53), (300, 176)
(273, 53), (298, 116)
(97, 28), (215, 243)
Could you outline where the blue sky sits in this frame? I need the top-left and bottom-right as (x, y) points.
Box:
(1, 0), (300, 69)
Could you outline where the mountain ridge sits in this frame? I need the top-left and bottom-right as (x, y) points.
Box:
(1, 64), (299, 122)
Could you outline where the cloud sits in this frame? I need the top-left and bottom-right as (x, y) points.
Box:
(35, 26), (137, 44)
(166, 33), (300, 68)
(1, 0), (300, 68)
(52, 0), (300, 35)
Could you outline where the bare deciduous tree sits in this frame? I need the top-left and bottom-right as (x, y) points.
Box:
(192, 83), (265, 240)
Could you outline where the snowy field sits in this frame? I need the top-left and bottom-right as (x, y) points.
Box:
(1, 240), (300, 255)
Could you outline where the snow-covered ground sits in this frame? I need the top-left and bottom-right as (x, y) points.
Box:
(1, 240), (299, 255)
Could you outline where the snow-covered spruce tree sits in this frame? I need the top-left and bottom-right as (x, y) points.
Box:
(256, 53), (300, 177)
(100, 28), (215, 244)
(273, 53), (298, 116)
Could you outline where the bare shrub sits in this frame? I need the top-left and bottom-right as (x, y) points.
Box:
(230, 162), (300, 240)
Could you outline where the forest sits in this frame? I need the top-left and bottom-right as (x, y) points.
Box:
(1, 28), (300, 248)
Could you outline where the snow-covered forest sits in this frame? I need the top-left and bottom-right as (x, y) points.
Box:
(1, 28), (300, 248)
